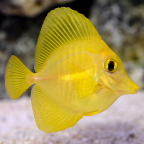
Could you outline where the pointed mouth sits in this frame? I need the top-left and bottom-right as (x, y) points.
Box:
(130, 84), (140, 94)
(117, 87), (139, 95)
(119, 82), (140, 95)
(116, 74), (140, 95)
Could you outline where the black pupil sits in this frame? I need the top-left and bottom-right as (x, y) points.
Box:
(108, 61), (114, 71)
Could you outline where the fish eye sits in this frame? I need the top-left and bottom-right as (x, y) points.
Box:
(104, 59), (118, 73)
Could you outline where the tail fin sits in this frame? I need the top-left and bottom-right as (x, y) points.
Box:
(5, 55), (34, 100)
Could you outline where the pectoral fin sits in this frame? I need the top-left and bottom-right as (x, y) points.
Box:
(69, 64), (99, 98)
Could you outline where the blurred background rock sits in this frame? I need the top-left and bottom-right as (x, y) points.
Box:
(0, 0), (143, 99)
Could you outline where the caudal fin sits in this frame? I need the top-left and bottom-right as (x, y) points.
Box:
(5, 55), (34, 100)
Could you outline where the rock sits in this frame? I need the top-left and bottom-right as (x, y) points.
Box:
(0, 0), (74, 17)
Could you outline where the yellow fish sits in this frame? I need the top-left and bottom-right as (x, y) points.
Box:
(5, 7), (140, 133)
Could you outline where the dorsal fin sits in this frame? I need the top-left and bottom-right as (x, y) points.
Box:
(35, 7), (101, 72)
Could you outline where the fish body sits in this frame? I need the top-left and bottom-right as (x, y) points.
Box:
(5, 7), (140, 133)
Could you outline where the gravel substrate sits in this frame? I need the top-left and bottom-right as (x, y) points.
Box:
(0, 91), (144, 144)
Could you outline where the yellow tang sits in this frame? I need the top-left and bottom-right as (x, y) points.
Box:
(5, 7), (140, 133)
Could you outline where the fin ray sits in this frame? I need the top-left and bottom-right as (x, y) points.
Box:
(5, 55), (34, 100)
(31, 85), (82, 133)
(35, 7), (101, 72)
(69, 63), (98, 98)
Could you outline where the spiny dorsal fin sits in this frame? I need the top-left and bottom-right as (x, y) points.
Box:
(35, 7), (101, 72)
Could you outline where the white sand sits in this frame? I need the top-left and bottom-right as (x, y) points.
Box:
(0, 91), (144, 144)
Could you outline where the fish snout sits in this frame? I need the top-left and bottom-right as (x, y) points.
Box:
(129, 81), (140, 94)
(120, 76), (140, 94)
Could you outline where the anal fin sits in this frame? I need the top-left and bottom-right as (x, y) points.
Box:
(31, 85), (82, 133)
